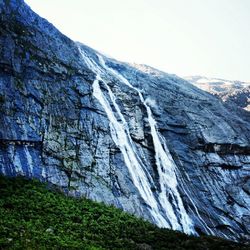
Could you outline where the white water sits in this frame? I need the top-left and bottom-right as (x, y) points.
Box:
(79, 48), (195, 234)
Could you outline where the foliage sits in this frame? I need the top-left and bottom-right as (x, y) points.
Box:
(0, 175), (248, 250)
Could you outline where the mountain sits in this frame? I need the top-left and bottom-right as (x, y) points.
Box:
(0, 0), (250, 242)
(185, 76), (250, 111)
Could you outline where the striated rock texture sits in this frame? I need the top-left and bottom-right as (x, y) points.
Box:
(0, 0), (250, 241)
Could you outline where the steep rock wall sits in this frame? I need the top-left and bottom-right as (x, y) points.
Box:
(0, 0), (249, 241)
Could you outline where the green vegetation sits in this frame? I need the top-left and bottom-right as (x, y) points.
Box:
(0, 175), (248, 250)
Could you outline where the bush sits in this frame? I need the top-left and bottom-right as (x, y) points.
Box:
(0, 175), (248, 250)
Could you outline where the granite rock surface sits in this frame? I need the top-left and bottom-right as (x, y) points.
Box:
(0, 0), (250, 241)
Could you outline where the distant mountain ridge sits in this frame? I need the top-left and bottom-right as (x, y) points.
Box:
(185, 76), (250, 111)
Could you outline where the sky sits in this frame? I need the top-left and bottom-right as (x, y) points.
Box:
(25, 0), (250, 82)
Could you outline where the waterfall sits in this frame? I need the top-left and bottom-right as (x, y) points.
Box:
(79, 48), (195, 234)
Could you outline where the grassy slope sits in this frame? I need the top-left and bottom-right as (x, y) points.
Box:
(0, 175), (249, 250)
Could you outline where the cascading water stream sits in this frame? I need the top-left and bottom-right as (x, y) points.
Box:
(79, 47), (195, 234)
(79, 49), (171, 228)
(98, 55), (195, 234)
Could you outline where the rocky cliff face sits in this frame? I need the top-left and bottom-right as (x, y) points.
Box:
(0, 0), (250, 241)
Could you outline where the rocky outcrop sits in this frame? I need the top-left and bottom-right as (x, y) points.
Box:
(186, 75), (250, 111)
(0, 0), (249, 242)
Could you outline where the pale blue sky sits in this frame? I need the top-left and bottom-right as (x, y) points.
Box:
(25, 0), (250, 81)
